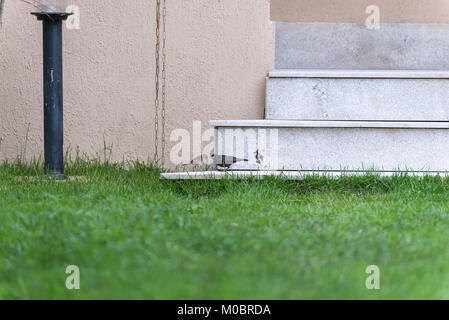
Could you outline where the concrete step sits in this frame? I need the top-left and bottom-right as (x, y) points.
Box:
(211, 120), (449, 172)
(161, 170), (449, 180)
(276, 22), (449, 70)
(266, 69), (449, 121)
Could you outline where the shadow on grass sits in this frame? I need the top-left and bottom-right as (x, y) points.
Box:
(161, 172), (449, 199)
(161, 178), (236, 199)
(160, 175), (392, 199)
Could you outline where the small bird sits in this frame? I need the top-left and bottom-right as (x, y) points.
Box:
(211, 154), (248, 169)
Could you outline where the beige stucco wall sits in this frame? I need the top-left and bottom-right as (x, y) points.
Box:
(0, 0), (274, 168)
(272, 0), (449, 23)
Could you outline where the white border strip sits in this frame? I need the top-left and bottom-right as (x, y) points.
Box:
(210, 120), (449, 129)
(161, 171), (449, 180)
(269, 69), (449, 79)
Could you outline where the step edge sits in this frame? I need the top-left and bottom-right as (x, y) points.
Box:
(161, 170), (449, 180)
(210, 120), (449, 129)
(269, 69), (449, 79)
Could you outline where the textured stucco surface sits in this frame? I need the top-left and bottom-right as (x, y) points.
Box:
(0, 0), (274, 168)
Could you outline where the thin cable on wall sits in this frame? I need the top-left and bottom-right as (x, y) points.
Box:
(161, 0), (167, 167)
(154, 0), (167, 166)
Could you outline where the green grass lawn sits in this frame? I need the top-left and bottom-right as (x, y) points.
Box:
(1, 162), (449, 299)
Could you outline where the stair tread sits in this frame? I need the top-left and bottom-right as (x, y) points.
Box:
(269, 69), (449, 79)
(210, 120), (449, 129)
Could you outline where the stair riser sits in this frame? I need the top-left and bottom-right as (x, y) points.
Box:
(214, 126), (449, 171)
(266, 78), (449, 121)
(276, 22), (449, 70)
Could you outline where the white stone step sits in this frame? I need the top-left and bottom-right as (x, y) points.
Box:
(161, 170), (449, 180)
(269, 69), (449, 79)
(275, 22), (449, 70)
(211, 120), (449, 172)
(266, 69), (449, 121)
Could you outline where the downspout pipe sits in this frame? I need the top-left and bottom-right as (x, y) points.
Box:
(32, 12), (71, 179)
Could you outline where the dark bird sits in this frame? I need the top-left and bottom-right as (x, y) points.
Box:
(211, 154), (248, 169)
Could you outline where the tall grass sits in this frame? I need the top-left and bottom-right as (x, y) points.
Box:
(3, 162), (449, 299)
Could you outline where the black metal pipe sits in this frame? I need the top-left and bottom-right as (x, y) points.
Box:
(32, 13), (71, 179)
